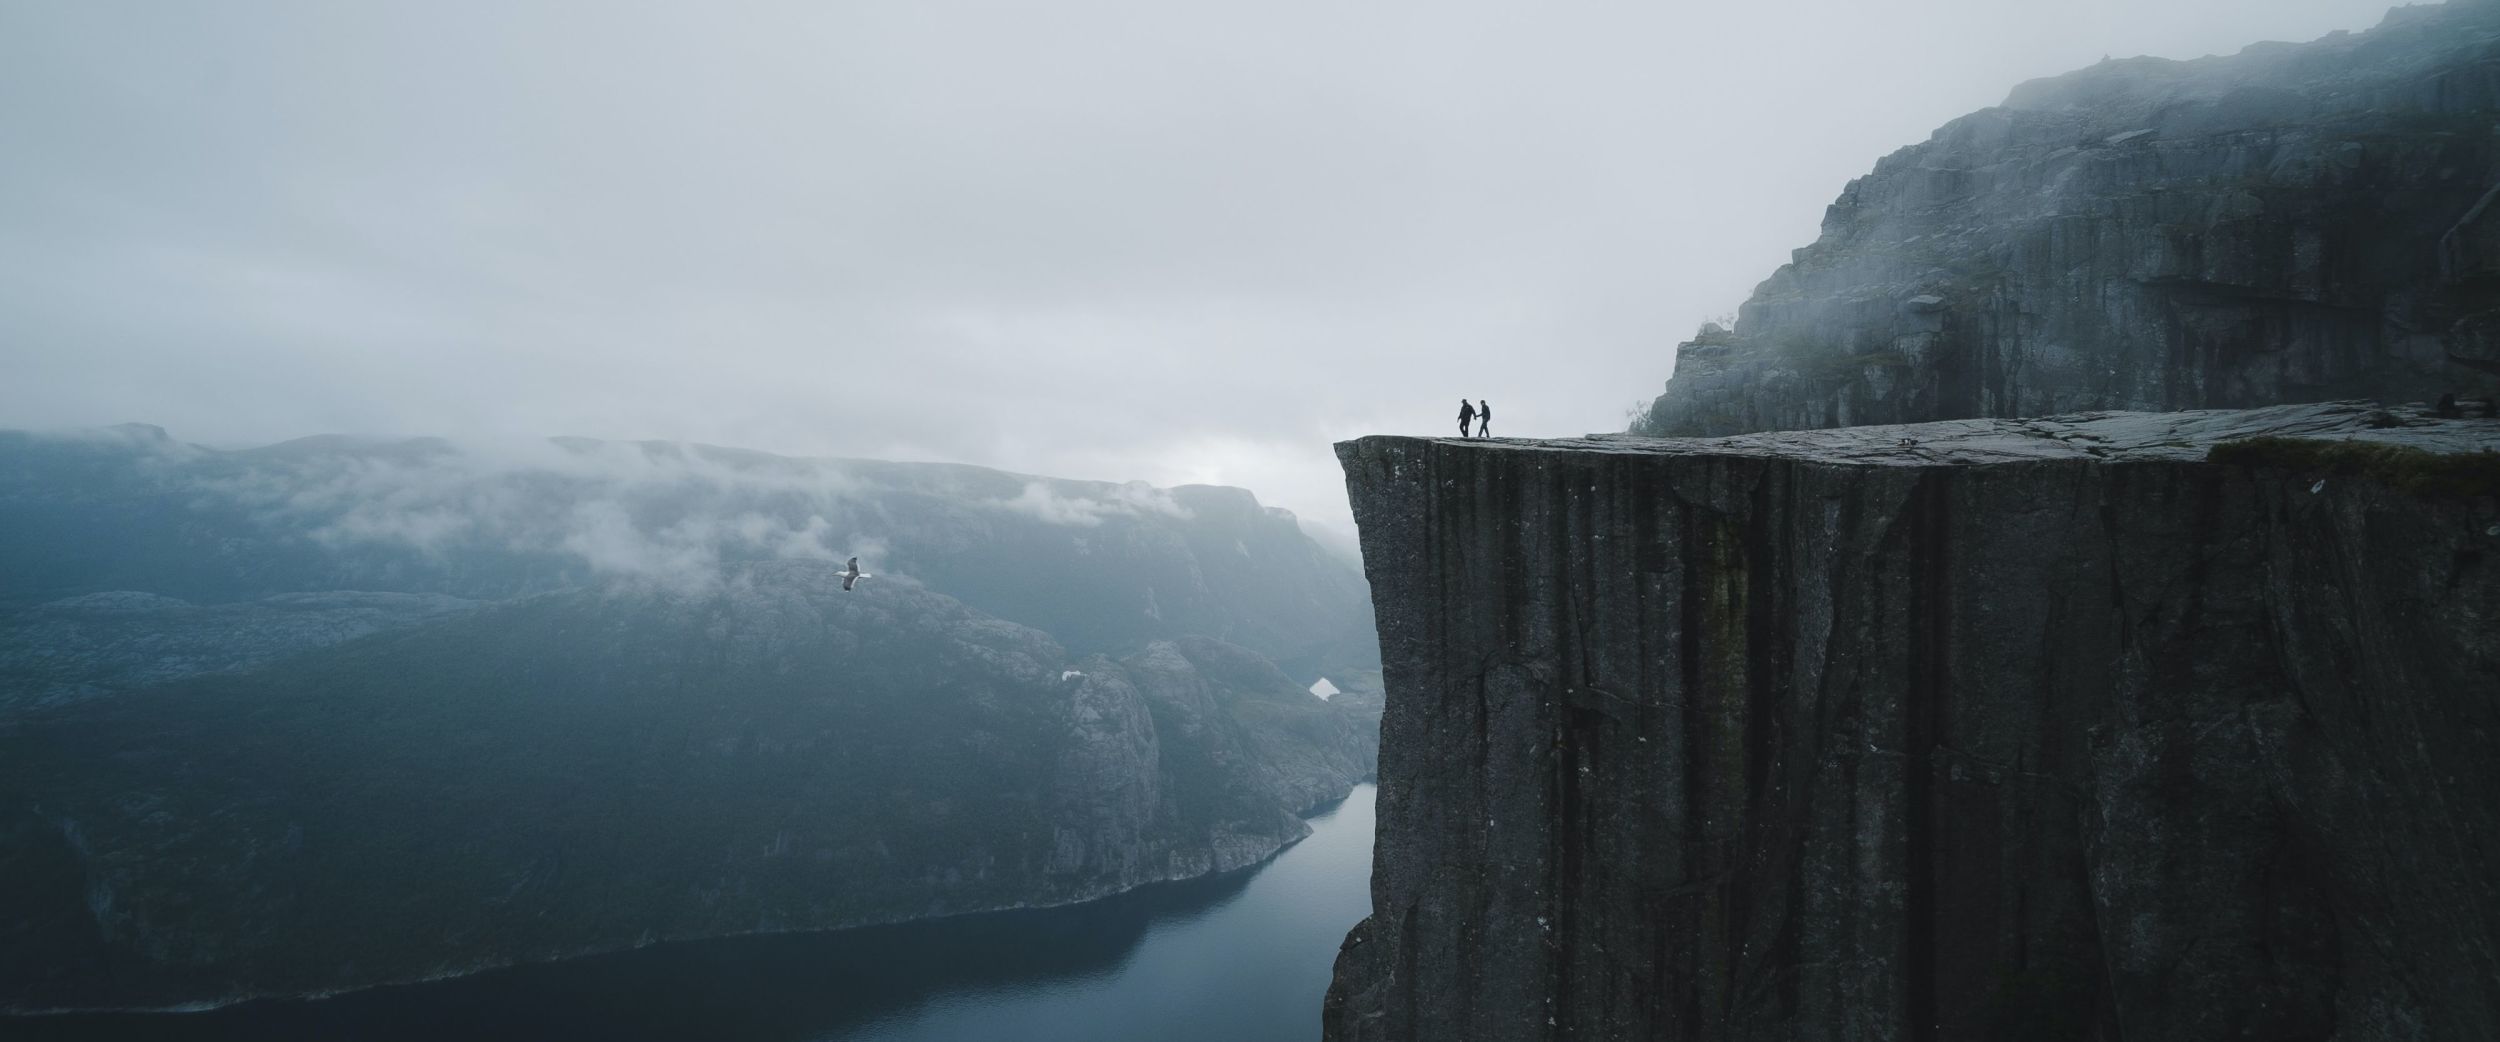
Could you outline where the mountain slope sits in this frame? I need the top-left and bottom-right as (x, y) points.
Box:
(0, 565), (1370, 1011)
(0, 426), (1380, 1012)
(0, 426), (1379, 684)
(1637, 1), (2500, 437)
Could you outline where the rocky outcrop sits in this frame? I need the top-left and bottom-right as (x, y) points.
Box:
(1047, 634), (1376, 891)
(1327, 401), (2500, 1041)
(1637, 2), (2500, 438)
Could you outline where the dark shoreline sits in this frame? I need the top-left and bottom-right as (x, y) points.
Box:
(4, 778), (1376, 1030)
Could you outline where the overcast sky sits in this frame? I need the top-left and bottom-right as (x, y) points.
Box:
(0, 0), (2408, 535)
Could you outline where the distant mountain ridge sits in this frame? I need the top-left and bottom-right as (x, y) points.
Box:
(0, 425), (1380, 1012)
(0, 424), (1377, 685)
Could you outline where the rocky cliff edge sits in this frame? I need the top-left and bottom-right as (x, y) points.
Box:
(1329, 401), (2499, 1041)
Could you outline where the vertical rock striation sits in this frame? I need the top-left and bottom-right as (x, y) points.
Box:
(1637, 2), (2500, 438)
(1327, 402), (2500, 1041)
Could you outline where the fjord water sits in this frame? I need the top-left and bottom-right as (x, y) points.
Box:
(18, 786), (1376, 1042)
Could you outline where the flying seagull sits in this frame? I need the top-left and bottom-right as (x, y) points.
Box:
(840, 556), (871, 591)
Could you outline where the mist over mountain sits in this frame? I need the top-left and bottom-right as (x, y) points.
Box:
(0, 424), (1379, 1012)
(1, 424), (1378, 693)
(1636, 0), (2500, 437)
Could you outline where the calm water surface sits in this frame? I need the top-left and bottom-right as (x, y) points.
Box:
(18, 785), (1376, 1042)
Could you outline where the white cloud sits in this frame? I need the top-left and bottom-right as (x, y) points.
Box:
(995, 480), (1191, 527)
(180, 436), (869, 593)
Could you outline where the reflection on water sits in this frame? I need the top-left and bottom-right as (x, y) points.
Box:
(16, 785), (1376, 1042)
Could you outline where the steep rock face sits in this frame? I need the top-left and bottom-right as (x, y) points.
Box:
(1638, 2), (2500, 438)
(1327, 402), (2500, 1041)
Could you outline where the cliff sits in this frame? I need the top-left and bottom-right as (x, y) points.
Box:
(1637, 1), (2500, 438)
(1327, 401), (2500, 1041)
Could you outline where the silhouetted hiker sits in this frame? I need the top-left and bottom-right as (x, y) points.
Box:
(2486, 397), (2499, 419)
(1458, 399), (1476, 438)
(1476, 400), (1491, 438)
(2437, 393), (2463, 419)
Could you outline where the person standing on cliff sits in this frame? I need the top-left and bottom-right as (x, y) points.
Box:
(1458, 399), (1476, 438)
(1476, 400), (1491, 438)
